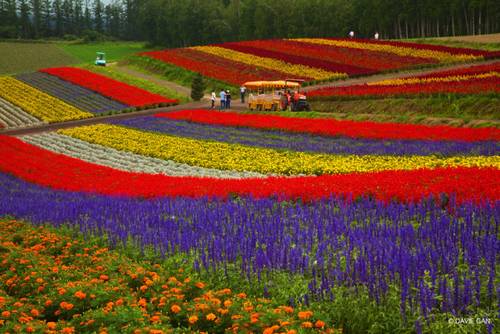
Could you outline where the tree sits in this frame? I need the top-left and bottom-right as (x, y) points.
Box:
(190, 73), (205, 101)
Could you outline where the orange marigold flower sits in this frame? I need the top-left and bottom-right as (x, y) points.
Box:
(1, 311), (10, 318)
(150, 315), (161, 323)
(60, 302), (74, 311)
(236, 293), (247, 299)
(115, 299), (124, 306)
(26, 326), (34, 333)
(138, 298), (147, 308)
(13, 301), (23, 308)
(36, 278), (44, 284)
(195, 282), (205, 289)
(74, 291), (86, 300)
(206, 313), (216, 321)
(45, 300), (53, 307)
(47, 322), (57, 330)
(283, 306), (294, 314)
(188, 315), (198, 324)
(263, 325), (280, 334)
(298, 310), (313, 320)
(61, 327), (75, 334)
(218, 308), (229, 315)
(99, 274), (109, 281)
(140, 285), (148, 292)
(30, 309), (40, 317)
(223, 300), (232, 308)
(301, 321), (313, 328)
(315, 320), (326, 328)
(170, 305), (181, 313)
(231, 314), (242, 320)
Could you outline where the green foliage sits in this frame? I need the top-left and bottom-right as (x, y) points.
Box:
(59, 41), (152, 63)
(127, 55), (238, 93)
(190, 73), (205, 101)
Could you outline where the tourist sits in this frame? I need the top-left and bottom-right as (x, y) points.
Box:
(240, 86), (246, 103)
(211, 91), (216, 109)
(226, 90), (231, 109)
(374, 32), (380, 40)
(349, 30), (355, 38)
(219, 89), (226, 110)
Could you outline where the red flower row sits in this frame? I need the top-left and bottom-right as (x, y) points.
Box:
(1, 135), (498, 204)
(410, 62), (500, 79)
(40, 67), (178, 107)
(142, 49), (308, 85)
(234, 39), (429, 72)
(327, 38), (500, 58)
(220, 41), (374, 76)
(308, 76), (500, 99)
(156, 109), (500, 142)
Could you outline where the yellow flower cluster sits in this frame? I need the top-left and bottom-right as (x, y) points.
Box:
(0, 77), (92, 123)
(370, 72), (500, 86)
(291, 38), (481, 63)
(59, 124), (500, 176)
(191, 46), (347, 81)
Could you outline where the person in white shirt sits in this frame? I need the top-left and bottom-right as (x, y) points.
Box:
(211, 91), (216, 109)
(348, 30), (355, 38)
(374, 32), (380, 40)
(240, 86), (246, 103)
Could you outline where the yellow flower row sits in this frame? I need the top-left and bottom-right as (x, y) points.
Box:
(369, 72), (500, 86)
(191, 46), (347, 81)
(0, 77), (92, 123)
(291, 38), (481, 63)
(59, 124), (500, 176)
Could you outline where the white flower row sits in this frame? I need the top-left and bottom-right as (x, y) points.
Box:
(22, 133), (266, 179)
(0, 97), (45, 128)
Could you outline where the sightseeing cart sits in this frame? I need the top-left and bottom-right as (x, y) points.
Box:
(244, 80), (309, 111)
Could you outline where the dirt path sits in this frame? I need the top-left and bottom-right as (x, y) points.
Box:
(302, 58), (500, 91)
(109, 64), (193, 97)
(432, 33), (500, 44)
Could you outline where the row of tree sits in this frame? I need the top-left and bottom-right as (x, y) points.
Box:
(1, 0), (499, 46)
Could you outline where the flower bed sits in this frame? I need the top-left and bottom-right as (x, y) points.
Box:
(40, 67), (178, 108)
(0, 97), (45, 129)
(0, 218), (334, 333)
(1, 135), (498, 203)
(16, 72), (128, 114)
(156, 109), (500, 142)
(58, 124), (499, 176)
(141, 38), (499, 86)
(0, 77), (93, 123)
(114, 116), (498, 156)
(308, 61), (500, 99)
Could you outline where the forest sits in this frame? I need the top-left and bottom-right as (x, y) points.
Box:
(1, 0), (499, 46)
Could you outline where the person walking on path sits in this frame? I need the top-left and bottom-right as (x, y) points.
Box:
(219, 89), (226, 110)
(374, 32), (380, 40)
(226, 90), (232, 109)
(348, 30), (355, 38)
(211, 91), (216, 109)
(240, 86), (246, 103)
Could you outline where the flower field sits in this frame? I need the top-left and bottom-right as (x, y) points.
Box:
(0, 104), (499, 333)
(16, 72), (129, 114)
(308, 61), (500, 99)
(140, 38), (500, 85)
(0, 77), (93, 124)
(41, 67), (178, 108)
(0, 219), (335, 333)
(0, 67), (179, 129)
